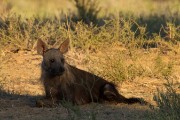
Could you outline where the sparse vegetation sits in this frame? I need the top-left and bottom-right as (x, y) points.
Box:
(0, 0), (180, 119)
(151, 79), (180, 120)
(154, 55), (174, 78)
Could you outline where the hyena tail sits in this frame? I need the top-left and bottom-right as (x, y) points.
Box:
(103, 84), (147, 105)
(122, 97), (147, 105)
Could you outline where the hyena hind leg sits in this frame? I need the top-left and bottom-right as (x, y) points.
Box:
(102, 84), (126, 102)
(102, 84), (147, 105)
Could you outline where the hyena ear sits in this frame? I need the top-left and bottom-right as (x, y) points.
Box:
(37, 39), (48, 55)
(59, 39), (70, 54)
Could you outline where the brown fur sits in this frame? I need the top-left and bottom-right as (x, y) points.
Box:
(36, 39), (147, 107)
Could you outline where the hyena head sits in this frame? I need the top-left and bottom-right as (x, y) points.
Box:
(37, 39), (69, 77)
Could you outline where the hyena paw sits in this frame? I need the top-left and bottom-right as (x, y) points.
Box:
(36, 99), (45, 107)
(36, 99), (57, 107)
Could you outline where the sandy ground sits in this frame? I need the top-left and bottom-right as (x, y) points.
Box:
(0, 48), (179, 120)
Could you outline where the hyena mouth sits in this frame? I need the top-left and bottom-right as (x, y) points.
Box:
(49, 68), (65, 76)
(49, 71), (64, 77)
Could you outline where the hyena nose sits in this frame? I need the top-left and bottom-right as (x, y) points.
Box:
(59, 67), (65, 73)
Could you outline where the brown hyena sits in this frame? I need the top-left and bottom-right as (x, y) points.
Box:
(36, 39), (147, 107)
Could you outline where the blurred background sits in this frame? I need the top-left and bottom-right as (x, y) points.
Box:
(0, 0), (180, 37)
(1, 0), (180, 18)
(0, 0), (179, 50)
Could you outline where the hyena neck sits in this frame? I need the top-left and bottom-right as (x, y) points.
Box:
(60, 63), (75, 84)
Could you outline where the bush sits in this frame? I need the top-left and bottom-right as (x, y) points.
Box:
(73, 0), (102, 25)
(151, 79), (180, 120)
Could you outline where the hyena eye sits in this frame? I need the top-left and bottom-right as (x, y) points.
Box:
(50, 59), (55, 63)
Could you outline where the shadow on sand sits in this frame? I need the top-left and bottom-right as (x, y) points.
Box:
(0, 88), (153, 120)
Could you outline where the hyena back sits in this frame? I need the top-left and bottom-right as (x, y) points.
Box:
(36, 39), (146, 107)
